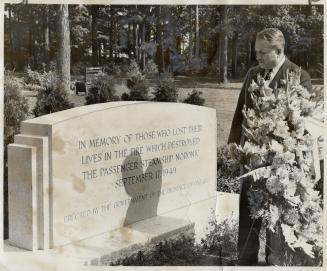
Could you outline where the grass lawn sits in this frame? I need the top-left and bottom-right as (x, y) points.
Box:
(79, 77), (239, 146)
(23, 75), (322, 147)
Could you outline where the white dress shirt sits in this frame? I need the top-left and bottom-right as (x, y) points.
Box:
(264, 55), (286, 85)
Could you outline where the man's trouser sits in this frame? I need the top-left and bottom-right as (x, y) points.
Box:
(237, 177), (271, 265)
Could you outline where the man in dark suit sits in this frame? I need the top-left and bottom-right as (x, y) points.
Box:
(228, 28), (312, 265)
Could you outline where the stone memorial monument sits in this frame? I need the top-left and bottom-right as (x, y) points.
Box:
(7, 101), (217, 264)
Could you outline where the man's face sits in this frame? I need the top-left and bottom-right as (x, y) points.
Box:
(255, 38), (282, 69)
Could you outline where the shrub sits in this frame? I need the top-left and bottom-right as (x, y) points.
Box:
(183, 89), (205, 106)
(217, 144), (241, 193)
(103, 62), (122, 76)
(126, 60), (149, 101)
(146, 235), (201, 265)
(4, 72), (29, 146)
(118, 60), (130, 75)
(127, 59), (143, 79)
(24, 66), (44, 85)
(121, 92), (130, 101)
(127, 81), (149, 101)
(144, 59), (158, 75)
(33, 72), (74, 117)
(108, 234), (202, 266)
(152, 74), (178, 102)
(24, 66), (63, 92)
(200, 217), (238, 263)
(23, 66), (47, 92)
(85, 72), (119, 105)
(24, 66), (59, 87)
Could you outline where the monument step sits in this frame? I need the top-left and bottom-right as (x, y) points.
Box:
(4, 215), (194, 266)
(54, 215), (195, 266)
(3, 197), (217, 268)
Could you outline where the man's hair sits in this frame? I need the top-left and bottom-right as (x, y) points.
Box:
(256, 28), (285, 51)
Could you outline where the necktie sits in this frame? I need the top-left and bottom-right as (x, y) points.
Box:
(264, 69), (273, 80)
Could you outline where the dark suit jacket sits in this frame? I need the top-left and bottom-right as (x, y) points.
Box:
(228, 58), (312, 145)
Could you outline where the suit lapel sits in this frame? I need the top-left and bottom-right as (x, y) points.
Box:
(269, 58), (290, 88)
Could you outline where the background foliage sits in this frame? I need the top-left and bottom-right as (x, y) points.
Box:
(4, 5), (323, 81)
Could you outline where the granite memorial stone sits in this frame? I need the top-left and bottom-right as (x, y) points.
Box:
(8, 101), (217, 253)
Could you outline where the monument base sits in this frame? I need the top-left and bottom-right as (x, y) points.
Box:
(3, 197), (216, 268)
(63, 215), (195, 266)
(5, 215), (194, 266)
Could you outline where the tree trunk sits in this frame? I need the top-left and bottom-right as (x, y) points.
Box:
(176, 36), (182, 54)
(114, 18), (119, 59)
(43, 6), (50, 69)
(114, 18), (118, 60)
(217, 32), (221, 78)
(7, 5), (14, 70)
(109, 6), (114, 61)
(142, 21), (146, 71)
(127, 23), (132, 61)
(28, 15), (34, 69)
(98, 41), (102, 66)
(155, 6), (164, 73)
(194, 5), (201, 71)
(189, 6), (193, 63)
(247, 34), (256, 69)
(231, 31), (238, 78)
(57, 4), (71, 94)
(160, 18), (165, 72)
(91, 5), (99, 66)
(103, 35), (108, 63)
(16, 13), (23, 70)
(146, 18), (151, 42)
(307, 0), (313, 16)
(219, 6), (228, 84)
(103, 8), (109, 63)
(28, 7), (37, 69)
(138, 23), (142, 65)
(221, 33), (228, 83)
(133, 23), (138, 60)
(218, 33), (222, 81)
(247, 36), (252, 70)
(195, 5), (200, 59)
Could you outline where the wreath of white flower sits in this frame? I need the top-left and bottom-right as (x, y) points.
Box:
(230, 69), (323, 261)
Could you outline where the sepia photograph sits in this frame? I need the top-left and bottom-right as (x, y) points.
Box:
(1, 1), (324, 269)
